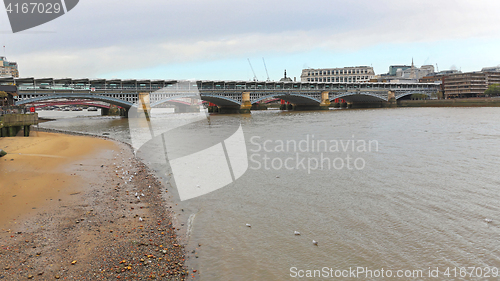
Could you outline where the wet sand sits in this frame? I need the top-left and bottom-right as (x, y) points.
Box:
(0, 132), (194, 280)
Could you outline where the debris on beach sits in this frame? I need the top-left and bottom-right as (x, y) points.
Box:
(0, 141), (190, 280)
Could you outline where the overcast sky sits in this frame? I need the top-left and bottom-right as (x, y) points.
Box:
(1, 0), (499, 80)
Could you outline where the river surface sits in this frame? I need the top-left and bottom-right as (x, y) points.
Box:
(38, 107), (500, 280)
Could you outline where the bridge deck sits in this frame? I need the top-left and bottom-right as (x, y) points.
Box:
(2, 78), (440, 108)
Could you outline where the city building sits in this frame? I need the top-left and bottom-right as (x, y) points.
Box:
(0, 57), (19, 77)
(482, 66), (500, 72)
(388, 65), (411, 76)
(301, 66), (375, 83)
(443, 71), (500, 98)
(385, 60), (435, 81)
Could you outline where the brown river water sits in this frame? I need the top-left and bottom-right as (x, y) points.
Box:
(39, 107), (500, 280)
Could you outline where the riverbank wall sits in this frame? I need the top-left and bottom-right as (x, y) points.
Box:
(398, 97), (500, 107)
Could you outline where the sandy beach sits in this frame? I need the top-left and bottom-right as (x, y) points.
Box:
(0, 132), (193, 280)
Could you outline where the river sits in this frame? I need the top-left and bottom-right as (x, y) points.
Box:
(38, 107), (500, 280)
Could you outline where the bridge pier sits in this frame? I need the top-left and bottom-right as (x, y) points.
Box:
(319, 91), (331, 110)
(101, 108), (109, 116)
(209, 92), (253, 114)
(0, 113), (38, 137)
(120, 108), (129, 117)
(126, 92), (151, 118)
(207, 104), (219, 113)
(387, 90), (397, 108)
(239, 92), (252, 113)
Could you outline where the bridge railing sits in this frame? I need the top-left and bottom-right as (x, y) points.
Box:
(0, 106), (29, 116)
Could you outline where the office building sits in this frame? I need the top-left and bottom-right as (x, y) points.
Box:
(301, 66), (375, 83)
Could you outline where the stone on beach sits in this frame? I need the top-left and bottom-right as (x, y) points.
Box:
(0, 132), (189, 280)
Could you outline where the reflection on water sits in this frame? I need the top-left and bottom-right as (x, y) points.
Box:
(41, 107), (500, 280)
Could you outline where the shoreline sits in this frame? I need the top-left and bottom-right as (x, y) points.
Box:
(0, 131), (196, 280)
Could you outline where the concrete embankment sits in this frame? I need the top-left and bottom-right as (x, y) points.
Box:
(0, 113), (38, 137)
(398, 97), (500, 107)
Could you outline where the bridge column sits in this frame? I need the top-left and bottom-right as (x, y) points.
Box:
(138, 92), (151, 118)
(120, 107), (129, 117)
(126, 92), (151, 118)
(320, 91), (331, 110)
(387, 90), (397, 108)
(101, 108), (109, 116)
(240, 92), (252, 113)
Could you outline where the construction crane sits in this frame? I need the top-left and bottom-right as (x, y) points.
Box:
(262, 58), (270, 81)
(247, 58), (258, 81)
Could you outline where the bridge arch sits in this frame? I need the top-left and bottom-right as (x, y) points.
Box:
(150, 94), (201, 107)
(34, 100), (112, 109)
(199, 95), (241, 107)
(252, 93), (321, 105)
(330, 91), (388, 103)
(16, 94), (134, 109)
(395, 92), (431, 100)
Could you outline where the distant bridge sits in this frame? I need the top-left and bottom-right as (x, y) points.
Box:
(0, 77), (440, 113)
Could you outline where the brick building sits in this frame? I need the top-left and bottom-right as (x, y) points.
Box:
(443, 72), (500, 98)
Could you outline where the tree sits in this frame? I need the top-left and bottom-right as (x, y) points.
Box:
(484, 84), (500, 97)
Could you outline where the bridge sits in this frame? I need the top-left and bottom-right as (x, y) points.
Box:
(32, 100), (113, 109)
(0, 77), (440, 114)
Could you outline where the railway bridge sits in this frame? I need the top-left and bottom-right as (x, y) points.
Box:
(0, 77), (440, 114)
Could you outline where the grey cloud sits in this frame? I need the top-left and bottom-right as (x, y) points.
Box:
(1, 0), (499, 77)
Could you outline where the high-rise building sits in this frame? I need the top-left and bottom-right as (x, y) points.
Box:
(301, 66), (375, 83)
(0, 57), (19, 77)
